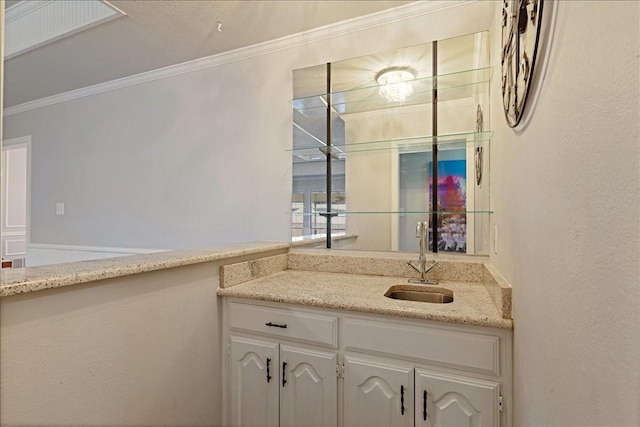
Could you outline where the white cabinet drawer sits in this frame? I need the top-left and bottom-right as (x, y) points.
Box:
(229, 301), (338, 347)
(342, 318), (500, 375)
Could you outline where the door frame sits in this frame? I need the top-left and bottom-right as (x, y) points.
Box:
(2, 135), (32, 265)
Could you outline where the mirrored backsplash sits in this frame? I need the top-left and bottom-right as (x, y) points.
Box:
(291, 31), (491, 255)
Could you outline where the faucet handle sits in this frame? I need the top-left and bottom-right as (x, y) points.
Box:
(415, 221), (423, 238)
(425, 261), (438, 273)
(407, 261), (420, 274)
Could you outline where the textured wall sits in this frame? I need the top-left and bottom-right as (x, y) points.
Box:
(0, 262), (223, 426)
(490, 1), (640, 424)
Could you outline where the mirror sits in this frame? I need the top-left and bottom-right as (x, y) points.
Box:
(291, 31), (491, 255)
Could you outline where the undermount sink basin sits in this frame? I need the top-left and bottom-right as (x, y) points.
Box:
(384, 285), (454, 304)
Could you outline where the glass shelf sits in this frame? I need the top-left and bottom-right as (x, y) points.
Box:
(302, 210), (494, 216)
(292, 67), (493, 116)
(289, 130), (493, 160)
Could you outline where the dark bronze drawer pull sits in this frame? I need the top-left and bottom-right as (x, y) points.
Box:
(423, 390), (428, 420)
(266, 358), (271, 383)
(282, 362), (287, 387)
(265, 322), (287, 329)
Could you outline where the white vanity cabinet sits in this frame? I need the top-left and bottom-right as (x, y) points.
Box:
(341, 317), (506, 427)
(229, 336), (279, 427)
(343, 355), (414, 427)
(415, 369), (500, 427)
(342, 355), (500, 427)
(226, 301), (339, 427)
(279, 345), (338, 427)
(222, 298), (512, 427)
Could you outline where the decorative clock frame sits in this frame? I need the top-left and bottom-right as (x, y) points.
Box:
(501, 0), (545, 128)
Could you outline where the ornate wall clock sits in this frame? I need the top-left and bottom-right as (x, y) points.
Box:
(501, 0), (544, 128)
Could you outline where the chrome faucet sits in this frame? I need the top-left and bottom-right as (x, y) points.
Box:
(407, 221), (438, 284)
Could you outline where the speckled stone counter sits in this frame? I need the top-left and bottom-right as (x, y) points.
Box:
(0, 242), (289, 297)
(217, 269), (513, 329)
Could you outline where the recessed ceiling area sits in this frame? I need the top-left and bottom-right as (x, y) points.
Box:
(4, 0), (22, 9)
(5, 0), (126, 60)
(3, 0), (411, 108)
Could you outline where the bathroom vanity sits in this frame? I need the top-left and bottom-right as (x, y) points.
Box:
(0, 244), (512, 427)
(218, 251), (513, 427)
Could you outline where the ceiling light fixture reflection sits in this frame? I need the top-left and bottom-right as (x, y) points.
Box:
(375, 66), (416, 103)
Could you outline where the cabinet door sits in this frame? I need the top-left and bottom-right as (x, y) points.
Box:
(280, 345), (337, 427)
(344, 355), (414, 427)
(416, 369), (500, 427)
(229, 336), (279, 427)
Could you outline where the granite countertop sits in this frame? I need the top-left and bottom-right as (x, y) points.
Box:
(3, 240), (513, 330)
(0, 242), (289, 297)
(217, 269), (513, 329)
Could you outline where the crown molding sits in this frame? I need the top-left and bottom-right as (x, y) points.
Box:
(4, 0), (477, 117)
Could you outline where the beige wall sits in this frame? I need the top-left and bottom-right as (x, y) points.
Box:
(489, 1), (639, 424)
(1, 262), (224, 426)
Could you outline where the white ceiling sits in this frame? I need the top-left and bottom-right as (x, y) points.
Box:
(3, 0), (411, 108)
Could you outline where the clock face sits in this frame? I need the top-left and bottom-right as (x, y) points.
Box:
(501, 0), (544, 128)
